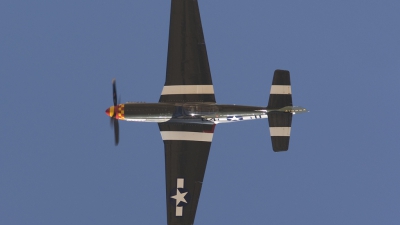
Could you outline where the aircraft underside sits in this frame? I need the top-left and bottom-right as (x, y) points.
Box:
(106, 103), (306, 124)
(107, 103), (267, 124)
(103, 0), (307, 224)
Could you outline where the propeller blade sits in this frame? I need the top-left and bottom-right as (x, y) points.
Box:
(114, 118), (119, 146)
(110, 79), (120, 146)
(112, 79), (117, 106)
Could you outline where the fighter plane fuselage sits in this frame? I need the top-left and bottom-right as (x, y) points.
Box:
(105, 103), (307, 124)
(107, 103), (265, 123)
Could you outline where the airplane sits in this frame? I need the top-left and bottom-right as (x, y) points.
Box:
(104, 0), (307, 224)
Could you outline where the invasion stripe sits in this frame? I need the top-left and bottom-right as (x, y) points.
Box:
(269, 127), (291, 136)
(270, 85), (292, 95)
(161, 85), (214, 95)
(160, 131), (213, 142)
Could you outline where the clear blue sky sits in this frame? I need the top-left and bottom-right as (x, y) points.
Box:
(1, 1), (399, 224)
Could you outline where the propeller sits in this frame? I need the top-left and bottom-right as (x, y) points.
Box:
(110, 79), (120, 146)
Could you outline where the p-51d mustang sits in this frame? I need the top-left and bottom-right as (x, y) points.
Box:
(105, 1), (307, 224)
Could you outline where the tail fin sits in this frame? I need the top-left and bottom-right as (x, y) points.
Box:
(267, 70), (293, 152)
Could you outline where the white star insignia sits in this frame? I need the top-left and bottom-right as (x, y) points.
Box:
(171, 189), (188, 206)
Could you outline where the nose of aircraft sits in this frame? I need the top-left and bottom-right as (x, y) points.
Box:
(105, 106), (114, 117)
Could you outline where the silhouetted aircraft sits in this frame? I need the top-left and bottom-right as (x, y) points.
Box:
(105, 1), (307, 224)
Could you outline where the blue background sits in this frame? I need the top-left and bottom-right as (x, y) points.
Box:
(1, 1), (399, 224)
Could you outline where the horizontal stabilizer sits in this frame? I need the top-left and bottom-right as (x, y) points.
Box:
(267, 70), (292, 109)
(268, 112), (292, 151)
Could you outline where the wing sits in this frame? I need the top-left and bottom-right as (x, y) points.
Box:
(159, 122), (215, 225)
(159, 0), (216, 103)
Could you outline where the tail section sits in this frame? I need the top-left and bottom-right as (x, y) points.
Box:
(268, 111), (292, 151)
(267, 70), (293, 152)
(267, 70), (292, 109)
